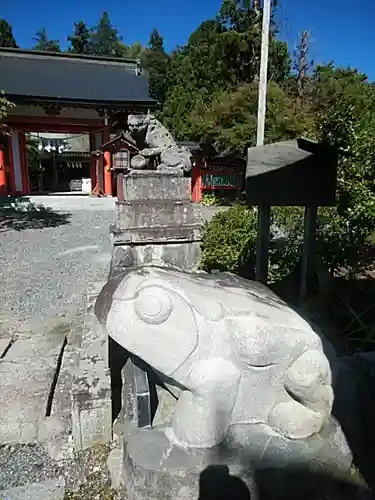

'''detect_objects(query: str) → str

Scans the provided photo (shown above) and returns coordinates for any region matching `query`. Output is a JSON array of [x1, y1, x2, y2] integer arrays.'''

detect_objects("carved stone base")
[[122, 427, 256, 500], [120, 424, 364, 500], [109, 170, 203, 279], [112, 358, 361, 500]]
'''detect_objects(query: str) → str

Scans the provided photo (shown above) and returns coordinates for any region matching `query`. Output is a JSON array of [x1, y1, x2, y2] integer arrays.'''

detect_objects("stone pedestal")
[[105, 170, 205, 485], [112, 359, 363, 500], [109, 170, 204, 278]]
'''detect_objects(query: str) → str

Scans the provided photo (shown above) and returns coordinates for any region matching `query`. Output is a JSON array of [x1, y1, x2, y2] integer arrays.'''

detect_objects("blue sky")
[[2, 0, 375, 80]]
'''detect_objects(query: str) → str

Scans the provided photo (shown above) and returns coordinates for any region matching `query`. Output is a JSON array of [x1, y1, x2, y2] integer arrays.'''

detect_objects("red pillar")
[[7, 135, 16, 195], [0, 142, 6, 197], [19, 132, 30, 195], [102, 127, 112, 197], [191, 163, 203, 203], [89, 132, 97, 190]]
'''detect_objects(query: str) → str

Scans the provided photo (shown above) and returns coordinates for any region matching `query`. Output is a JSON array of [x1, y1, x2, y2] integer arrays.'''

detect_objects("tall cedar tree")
[[90, 12, 123, 57], [142, 29, 169, 104], [33, 27, 61, 52], [0, 19, 18, 48], [68, 21, 92, 54]]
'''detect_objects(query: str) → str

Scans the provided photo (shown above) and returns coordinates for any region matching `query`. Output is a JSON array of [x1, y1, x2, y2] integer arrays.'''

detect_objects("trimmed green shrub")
[[200, 204, 375, 282], [200, 205, 257, 278]]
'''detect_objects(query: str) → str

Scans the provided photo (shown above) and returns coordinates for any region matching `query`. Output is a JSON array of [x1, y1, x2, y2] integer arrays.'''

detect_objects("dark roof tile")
[[0, 49, 155, 106]]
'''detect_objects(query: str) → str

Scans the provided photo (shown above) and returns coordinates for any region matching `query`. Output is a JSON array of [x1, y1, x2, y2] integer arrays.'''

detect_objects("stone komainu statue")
[[96, 266, 351, 471], [127, 114, 192, 172]]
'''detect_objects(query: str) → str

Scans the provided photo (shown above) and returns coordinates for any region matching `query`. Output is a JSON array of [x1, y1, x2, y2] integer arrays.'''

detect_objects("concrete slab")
[[0, 334, 66, 444], [0, 337, 12, 358]]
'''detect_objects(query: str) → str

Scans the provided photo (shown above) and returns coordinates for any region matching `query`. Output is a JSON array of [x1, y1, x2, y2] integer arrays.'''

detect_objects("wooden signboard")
[[246, 139, 338, 207], [202, 167, 243, 191], [192, 163, 244, 202], [202, 170, 242, 191]]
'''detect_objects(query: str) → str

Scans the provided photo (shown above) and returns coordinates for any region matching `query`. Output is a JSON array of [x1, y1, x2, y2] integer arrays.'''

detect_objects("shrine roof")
[[0, 48, 156, 108], [98, 130, 139, 153], [246, 138, 340, 178]]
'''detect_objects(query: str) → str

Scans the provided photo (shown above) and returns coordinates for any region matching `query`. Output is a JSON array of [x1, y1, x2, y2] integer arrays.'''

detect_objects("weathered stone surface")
[[70, 282, 112, 451], [112, 224, 203, 245], [161, 148, 192, 171], [107, 446, 125, 490], [130, 154, 147, 169], [116, 201, 200, 229], [0, 333, 66, 444], [152, 384, 179, 428], [121, 170, 192, 201], [113, 172, 203, 247], [110, 242, 201, 278], [128, 114, 192, 172], [37, 415, 72, 461], [97, 267, 351, 473], [110, 171, 203, 278], [0, 478, 65, 500], [120, 426, 361, 500]]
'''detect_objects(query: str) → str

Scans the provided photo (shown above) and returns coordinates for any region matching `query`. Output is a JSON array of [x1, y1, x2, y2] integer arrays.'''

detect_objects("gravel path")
[[0, 444, 61, 490], [0, 198, 114, 335], [0, 196, 225, 336]]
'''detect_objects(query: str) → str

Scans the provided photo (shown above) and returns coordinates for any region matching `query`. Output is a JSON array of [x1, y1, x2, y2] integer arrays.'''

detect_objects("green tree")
[[200, 62, 375, 281], [161, 0, 290, 139], [122, 42, 145, 58], [32, 27, 61, 52], [142, 29, 169, 104], [68, 21, 92, 54], [149, 28, 163, 51], [190, 81, 312, 152], [90, 12, 123, 57], [309, 65, 375, 222], [0, 19, 18, 48], [0, 90, 15, 130]]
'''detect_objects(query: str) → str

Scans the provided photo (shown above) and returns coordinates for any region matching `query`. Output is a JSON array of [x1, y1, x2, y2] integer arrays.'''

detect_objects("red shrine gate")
[[1, 117, 108, 196], [0, 48, 155, 197]]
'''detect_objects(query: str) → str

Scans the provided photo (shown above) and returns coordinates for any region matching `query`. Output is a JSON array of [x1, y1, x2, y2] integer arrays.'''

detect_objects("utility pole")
[[256, 0, 271, 148], [255, 0, 272, 283]]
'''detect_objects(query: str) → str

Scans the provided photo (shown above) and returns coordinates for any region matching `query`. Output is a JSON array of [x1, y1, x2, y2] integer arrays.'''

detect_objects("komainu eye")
[[134, 286, 173, 325]]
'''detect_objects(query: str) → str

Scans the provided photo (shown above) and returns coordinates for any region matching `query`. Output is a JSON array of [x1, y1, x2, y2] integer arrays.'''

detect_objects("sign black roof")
[[0, 48, 156, 107]]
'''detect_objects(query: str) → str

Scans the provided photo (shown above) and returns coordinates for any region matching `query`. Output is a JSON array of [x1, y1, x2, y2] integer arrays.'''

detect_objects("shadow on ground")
[[198, 463, 371, 500], [198, 465, 251, 500], [0, 196, 71, 231]]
